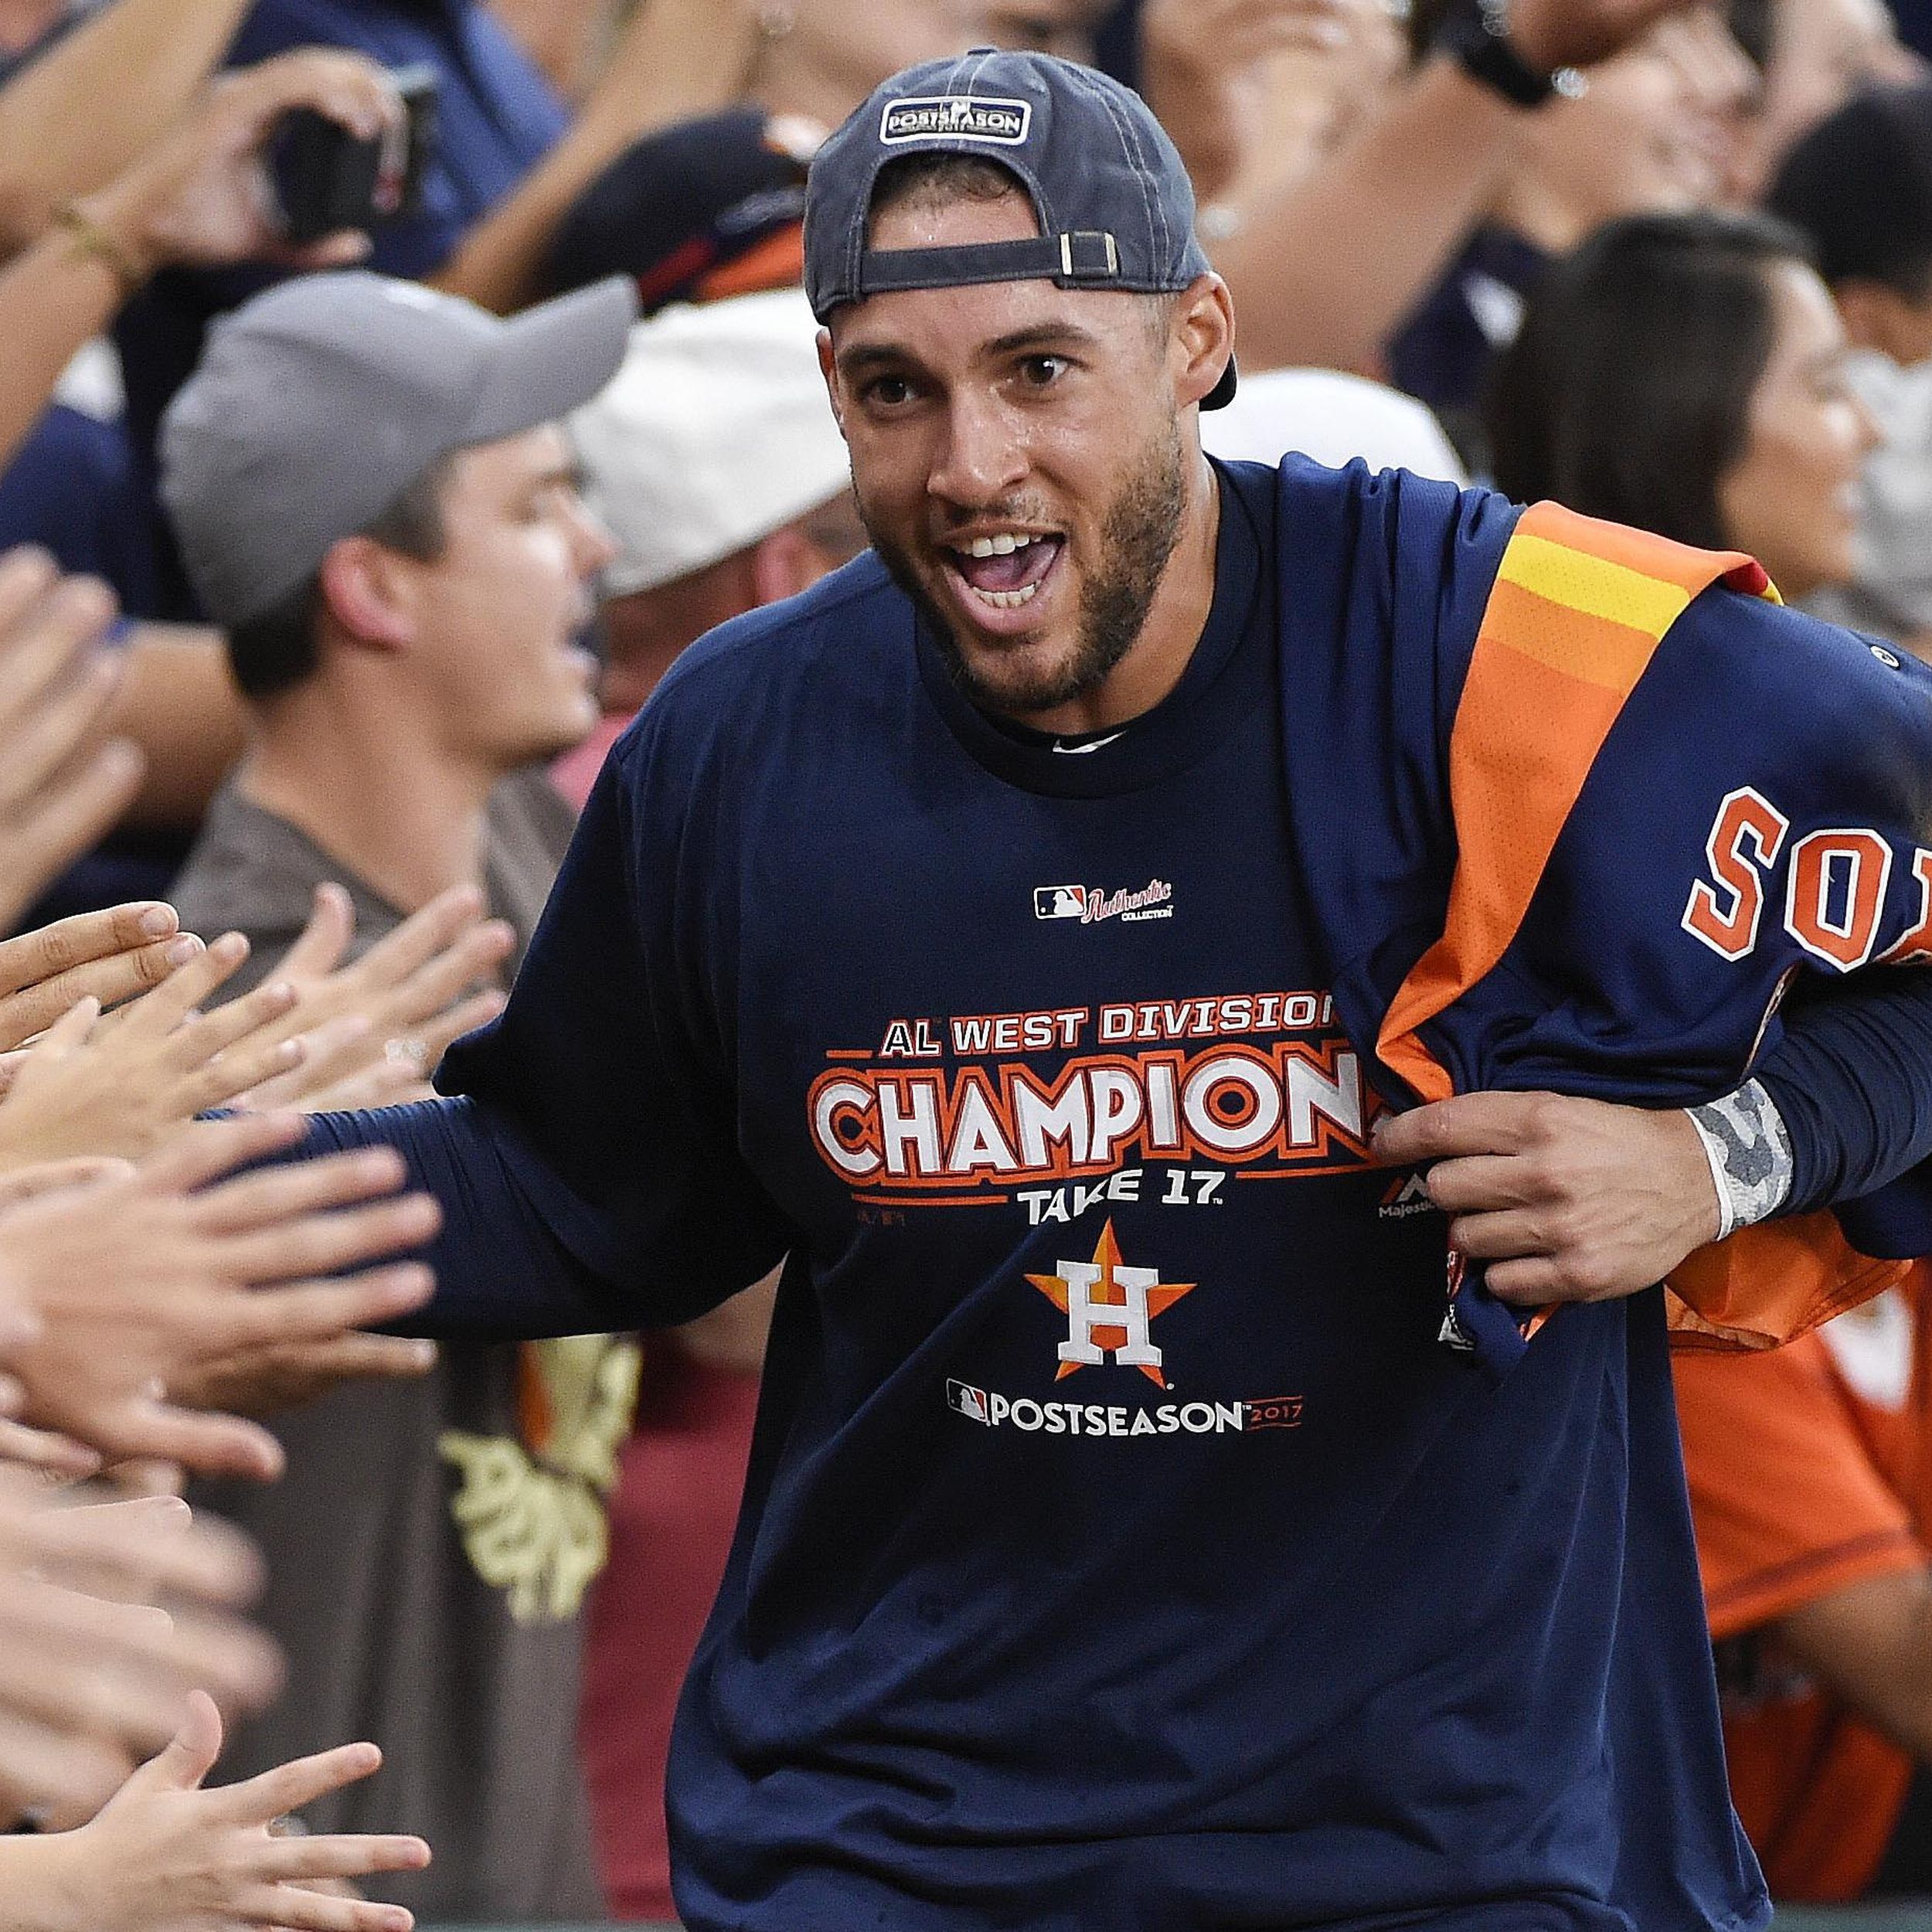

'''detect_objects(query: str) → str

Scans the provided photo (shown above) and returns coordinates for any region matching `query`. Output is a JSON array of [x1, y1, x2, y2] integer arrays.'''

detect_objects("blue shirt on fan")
[[298, 456, 1932, 1930]]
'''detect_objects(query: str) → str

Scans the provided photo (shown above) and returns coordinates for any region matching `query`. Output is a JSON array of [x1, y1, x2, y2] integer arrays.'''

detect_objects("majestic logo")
[[881, 94, 1032, 146], [1033, 879, 1173, 925], [1027, 1220, 1195, 1383], [1378, 1173, 1437, 1221]]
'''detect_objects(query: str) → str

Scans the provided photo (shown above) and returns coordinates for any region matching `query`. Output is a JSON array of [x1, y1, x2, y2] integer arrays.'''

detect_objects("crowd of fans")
[[0, 0, 1930, 1924]]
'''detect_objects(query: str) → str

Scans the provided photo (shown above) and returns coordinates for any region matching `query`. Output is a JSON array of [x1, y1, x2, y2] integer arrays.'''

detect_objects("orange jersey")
[[1675, 1264, 1932, 1898]]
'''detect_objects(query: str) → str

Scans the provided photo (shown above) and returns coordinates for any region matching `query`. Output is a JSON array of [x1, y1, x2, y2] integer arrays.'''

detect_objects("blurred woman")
[[1488, 206, 1932, 1908], [1487, 208, 1879, 601]]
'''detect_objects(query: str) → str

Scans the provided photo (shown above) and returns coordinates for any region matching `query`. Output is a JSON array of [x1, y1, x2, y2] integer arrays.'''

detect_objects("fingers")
[[260, 1333, 438, 1387], [0, 901, 179, 1002], [0, 934, 201, 1050], [259, 1832, 433, 1883], [1445, 1208, 1543, 1262], [1373, 1092, 1556, 1167], [118, 930, 253, 1043], [136, 1113, 307, 1196], [0, 1155, 131, 1209], [0, 566, 115, 742], [1420, 1154, 1539, 1216], [413, 987, 508, 1064], [0, 737, 145, 930], [218, 1262, 437, 1349], [139, 1686, 225, 1794], [89, 1396, 286, 1485], [229, 47, 405, 145], [0, 1417, 100, 1477], [385, 920, 513, 1034], [213, 1737, 383, 1827], [349, 885, 488, 995], [278, 884, 358, 984], [237, 1883, 416, 1932], [191, 1145, 409, 1236], [1484, 1257, 1567, 1307], [218, 1199, 441, 1290]]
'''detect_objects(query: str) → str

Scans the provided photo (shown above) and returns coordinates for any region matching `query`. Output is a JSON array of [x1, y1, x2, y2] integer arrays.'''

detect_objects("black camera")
[[274, 62, 440, 247]]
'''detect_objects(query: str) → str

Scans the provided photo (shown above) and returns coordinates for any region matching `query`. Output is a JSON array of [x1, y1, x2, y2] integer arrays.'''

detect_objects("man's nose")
[[570, 495, 620, 577], [927, 393, 1028, 508]]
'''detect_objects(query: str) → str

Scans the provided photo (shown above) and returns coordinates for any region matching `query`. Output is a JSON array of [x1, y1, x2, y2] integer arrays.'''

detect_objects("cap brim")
[[1202, 352, 1237, 413], [460, 277, 639, 447]]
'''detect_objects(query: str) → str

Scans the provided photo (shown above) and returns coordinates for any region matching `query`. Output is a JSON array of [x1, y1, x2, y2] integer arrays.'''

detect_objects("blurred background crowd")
[[3, 0, 1932, 1924]]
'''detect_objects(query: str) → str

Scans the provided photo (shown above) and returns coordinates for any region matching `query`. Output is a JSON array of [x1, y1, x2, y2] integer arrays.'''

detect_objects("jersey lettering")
[[1683, 787, 1789, 961], [1881, 849, 1932, 964], [1784, 828, 1892, 971]]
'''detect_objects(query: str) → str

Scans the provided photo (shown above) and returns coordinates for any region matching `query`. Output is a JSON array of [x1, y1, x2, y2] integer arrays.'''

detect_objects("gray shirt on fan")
[[174, 773, 640, 1923]]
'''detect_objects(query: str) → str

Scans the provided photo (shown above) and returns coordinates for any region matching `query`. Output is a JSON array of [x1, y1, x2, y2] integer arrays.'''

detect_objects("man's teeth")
[[964, 532, 1040, 558], [973, 582, 1040, 609]]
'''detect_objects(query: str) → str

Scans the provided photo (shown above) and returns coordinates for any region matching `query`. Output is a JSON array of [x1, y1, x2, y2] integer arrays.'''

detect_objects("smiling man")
[[276, 42, 1932, 1932]]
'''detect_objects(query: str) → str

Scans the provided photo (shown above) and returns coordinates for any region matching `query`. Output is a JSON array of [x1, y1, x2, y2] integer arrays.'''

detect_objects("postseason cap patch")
[[880, 95, 1031, 146]]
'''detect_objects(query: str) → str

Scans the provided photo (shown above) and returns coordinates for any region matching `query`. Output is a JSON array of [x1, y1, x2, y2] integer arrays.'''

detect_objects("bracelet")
[[1686, 1079, 1794, 1243], [53, 199, 149, 303], [1434, 1, 1581, 110]]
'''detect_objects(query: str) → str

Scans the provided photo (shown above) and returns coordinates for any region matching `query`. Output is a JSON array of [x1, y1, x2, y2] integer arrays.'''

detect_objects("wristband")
[[53, 199, 148, 303], [1686, 1078, 1794, 1243], [1433, 2, 1580, 110]]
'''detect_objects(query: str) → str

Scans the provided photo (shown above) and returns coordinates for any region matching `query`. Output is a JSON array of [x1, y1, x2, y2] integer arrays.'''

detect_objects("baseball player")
[[275, 48, 1932, 1932]]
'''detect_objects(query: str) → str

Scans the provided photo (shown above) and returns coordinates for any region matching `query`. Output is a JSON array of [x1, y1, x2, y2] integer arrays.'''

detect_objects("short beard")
[[866, 422, 1189, 719]]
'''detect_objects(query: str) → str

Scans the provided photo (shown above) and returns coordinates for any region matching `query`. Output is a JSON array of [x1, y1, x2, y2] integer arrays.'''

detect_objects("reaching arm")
[[427, 0, 758, 311], [1211, 0, 1706, 372], [0, 0, 253, 249], [296, 1096, 650, 1340]]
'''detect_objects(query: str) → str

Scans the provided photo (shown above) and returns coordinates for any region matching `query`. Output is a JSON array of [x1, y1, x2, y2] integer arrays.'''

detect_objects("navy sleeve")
[[298, 1094, 645, 1340], [1757, 973, 1932, 1216], [425, 709, 797, 1321]]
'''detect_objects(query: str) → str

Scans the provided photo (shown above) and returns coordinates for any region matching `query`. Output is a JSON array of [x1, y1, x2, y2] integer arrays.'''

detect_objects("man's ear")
[[752, 523, 835, 606], [818, 328, 849, 438], [1172, 274, 1236, 412], [316, 536, 416, 651]]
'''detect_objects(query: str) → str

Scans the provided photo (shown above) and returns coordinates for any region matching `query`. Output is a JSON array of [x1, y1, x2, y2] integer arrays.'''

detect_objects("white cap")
[[1200, 368, 1467, 485], [570, 287, 852, 597]]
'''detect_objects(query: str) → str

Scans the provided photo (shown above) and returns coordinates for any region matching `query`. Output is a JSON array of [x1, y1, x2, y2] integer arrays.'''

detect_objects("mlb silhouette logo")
[[947, 1380, 991, 1423], [1035, 886, 1087, 921]]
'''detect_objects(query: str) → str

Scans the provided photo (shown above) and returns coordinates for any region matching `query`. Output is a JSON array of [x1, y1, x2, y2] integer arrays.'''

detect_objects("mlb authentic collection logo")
[[881, 94, 1032, 146], [1033, 879, 1174, 925]]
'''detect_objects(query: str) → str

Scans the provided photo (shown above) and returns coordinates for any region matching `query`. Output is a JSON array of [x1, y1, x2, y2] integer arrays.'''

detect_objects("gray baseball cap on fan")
[[803, 46, 1235, 407], [160, 270, 638, 628]]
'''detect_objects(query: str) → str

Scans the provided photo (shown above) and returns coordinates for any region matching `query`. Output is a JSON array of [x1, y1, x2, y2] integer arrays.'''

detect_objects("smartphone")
[[274, 63, 440, 247]]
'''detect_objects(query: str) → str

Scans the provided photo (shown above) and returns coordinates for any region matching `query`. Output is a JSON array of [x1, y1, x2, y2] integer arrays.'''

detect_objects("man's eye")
[[865, 376, 915, 407], [1019, 355, 1066, 388]]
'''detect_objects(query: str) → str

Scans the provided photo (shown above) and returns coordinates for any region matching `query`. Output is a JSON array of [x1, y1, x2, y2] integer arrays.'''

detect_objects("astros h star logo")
[[1028, 1219, 1196, 1385]]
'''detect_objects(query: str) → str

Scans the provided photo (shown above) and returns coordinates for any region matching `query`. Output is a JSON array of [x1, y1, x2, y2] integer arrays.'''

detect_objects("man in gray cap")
[[157, 269, 638, 1923], [268, 43, 1932, 1932]]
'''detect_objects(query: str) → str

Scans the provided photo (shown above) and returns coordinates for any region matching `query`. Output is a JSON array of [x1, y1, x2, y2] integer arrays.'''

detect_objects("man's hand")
[[0, 903, 202, 1053], [15, 1691, 427, 1932], [0, 551, 145, 933], [0, 1116, 439, 1478], [77, 48, 406, 279], [1508, 0, 1700, 73], [0, 1481, 280, 1826], [0, 937, 308, 1171], [1372, 1091, 1721, 1306]]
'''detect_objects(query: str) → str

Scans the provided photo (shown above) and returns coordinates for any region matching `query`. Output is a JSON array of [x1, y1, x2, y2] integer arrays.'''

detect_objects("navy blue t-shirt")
[[359, 461, 1764, 1930]]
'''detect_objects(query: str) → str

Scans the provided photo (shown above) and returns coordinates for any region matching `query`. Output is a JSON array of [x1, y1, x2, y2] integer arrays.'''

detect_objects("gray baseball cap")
[[804, 48, 1234, 408], [161, 271, 638, 628]]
